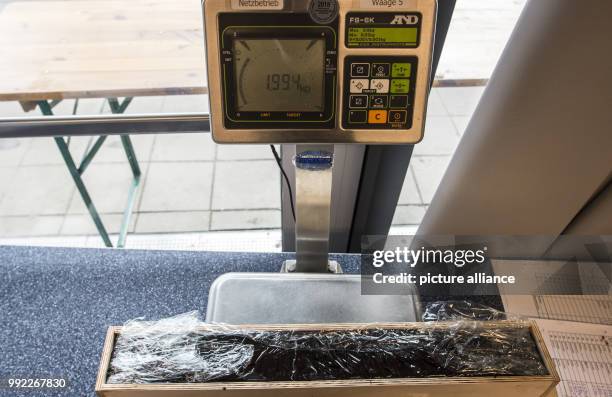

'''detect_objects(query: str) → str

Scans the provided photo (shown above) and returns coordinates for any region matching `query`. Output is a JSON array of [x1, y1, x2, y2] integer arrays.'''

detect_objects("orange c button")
[[368, 110, 387, 124]]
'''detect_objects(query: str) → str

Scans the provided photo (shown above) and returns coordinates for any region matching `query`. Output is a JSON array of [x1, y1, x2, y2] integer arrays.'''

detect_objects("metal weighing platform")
[[207, 273, 420, 324]]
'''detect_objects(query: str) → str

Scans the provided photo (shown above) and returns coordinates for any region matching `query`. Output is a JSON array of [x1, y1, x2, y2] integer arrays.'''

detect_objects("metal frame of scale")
[[203, 0, 444, 324]]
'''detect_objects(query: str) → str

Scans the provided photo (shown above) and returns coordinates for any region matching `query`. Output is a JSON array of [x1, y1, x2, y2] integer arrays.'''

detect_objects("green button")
[[390, 79, 410, 94], [392, 63, 411, 78]]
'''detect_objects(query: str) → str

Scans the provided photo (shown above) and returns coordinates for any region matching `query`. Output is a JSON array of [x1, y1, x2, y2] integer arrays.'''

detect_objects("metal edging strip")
[[0, 114, 211, 138]]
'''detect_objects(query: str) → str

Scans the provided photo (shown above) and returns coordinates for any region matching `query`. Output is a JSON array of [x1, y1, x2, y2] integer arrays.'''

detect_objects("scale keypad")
[[342, 56, 418, 130]]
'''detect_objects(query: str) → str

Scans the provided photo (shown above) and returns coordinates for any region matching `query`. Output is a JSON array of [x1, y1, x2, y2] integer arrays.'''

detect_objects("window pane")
[[391, 0, 527, 232], [0, 1, 286, 250]]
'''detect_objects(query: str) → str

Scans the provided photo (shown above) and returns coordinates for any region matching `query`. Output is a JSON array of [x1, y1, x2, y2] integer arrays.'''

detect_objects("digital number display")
[[233, 39, 325, 112], [347, 27, 418, 45]]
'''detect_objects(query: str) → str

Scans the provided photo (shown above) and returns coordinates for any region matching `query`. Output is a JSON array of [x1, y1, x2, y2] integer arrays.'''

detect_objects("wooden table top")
[[0, 0, 208, 101]]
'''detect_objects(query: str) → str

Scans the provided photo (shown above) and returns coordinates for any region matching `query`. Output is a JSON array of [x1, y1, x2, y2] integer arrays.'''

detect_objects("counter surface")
[[0, 245, 502, 396]]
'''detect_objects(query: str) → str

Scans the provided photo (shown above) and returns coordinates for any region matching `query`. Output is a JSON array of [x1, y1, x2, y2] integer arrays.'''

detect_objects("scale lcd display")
[[233, 39, 325, 112], [347, 27, 418, 46]]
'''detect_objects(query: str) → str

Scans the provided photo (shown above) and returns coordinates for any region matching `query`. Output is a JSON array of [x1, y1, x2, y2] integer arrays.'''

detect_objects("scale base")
[[280, 260, 342, 273], [205, 272, 421, 324]]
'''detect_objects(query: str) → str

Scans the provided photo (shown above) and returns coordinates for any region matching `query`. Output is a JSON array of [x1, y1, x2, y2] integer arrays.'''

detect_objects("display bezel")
[[219, 18, 337, 129]]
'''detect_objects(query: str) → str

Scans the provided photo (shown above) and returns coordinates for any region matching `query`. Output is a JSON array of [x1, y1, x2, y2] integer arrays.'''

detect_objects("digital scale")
[[203, 0, 437, 324]]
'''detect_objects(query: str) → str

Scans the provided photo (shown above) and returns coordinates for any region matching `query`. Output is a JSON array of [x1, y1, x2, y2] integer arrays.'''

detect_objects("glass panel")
[[0, 1, 286, 250], [0, 0, 208, 118]]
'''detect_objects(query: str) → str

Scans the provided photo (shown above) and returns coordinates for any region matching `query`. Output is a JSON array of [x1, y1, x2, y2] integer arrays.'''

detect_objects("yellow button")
[[368, 110, 387, 124]]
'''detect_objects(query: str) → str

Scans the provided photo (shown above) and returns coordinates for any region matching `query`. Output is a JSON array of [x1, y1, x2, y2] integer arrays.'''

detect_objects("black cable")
[[270, 145, 296, 222]]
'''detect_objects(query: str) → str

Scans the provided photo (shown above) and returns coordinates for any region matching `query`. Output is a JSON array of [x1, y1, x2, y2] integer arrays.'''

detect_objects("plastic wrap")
[[422, 300, 509, 321], [107, 308, 548, 384]]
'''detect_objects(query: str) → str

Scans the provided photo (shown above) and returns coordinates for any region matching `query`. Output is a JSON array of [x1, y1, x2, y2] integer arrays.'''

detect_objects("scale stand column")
[[206, 146, 420, 324], [282, 144, 341, 274]]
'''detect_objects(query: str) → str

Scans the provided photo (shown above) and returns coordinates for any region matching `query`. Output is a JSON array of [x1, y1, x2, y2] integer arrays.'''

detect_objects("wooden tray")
[[96, 321, 559, 397]]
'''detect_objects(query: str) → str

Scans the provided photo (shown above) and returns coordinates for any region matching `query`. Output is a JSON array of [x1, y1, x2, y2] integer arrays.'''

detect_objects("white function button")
[[350, 63, 370, 77], [370, 79, 389, 93], [350, 79, 369, 93]]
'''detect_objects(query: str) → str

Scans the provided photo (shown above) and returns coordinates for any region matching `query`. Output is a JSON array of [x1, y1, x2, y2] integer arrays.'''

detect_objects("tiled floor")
[[0, 133, 284, 239], [0, 86, 486, 240], [437, 0, 526, 80], [391, 86, 485, 227]]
